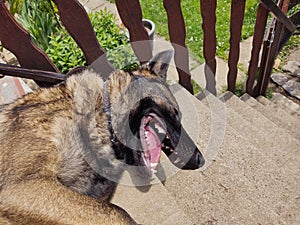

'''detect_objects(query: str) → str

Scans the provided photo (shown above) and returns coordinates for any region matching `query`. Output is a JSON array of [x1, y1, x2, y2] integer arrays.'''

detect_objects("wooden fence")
[[0, 0, 298, 96]]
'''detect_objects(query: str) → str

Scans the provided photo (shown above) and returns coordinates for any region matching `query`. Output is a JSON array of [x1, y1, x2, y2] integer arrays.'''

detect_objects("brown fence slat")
[[246, 4, 269, 95], [254, 21, 283, 97], [200, 0, 217, 95], [0, 63, 65, 84], [115, 0, 152, 64], [0, 1, 59, 86], [255, 0, 291, 96], [227, 0, 246, 93], [52, 0, 113, 78], [200, 0, 217, 76], [278, 10, 300, 54], [164, 0, 193, 94], [1, 0, 295, 96], [260, 0, 296, 32], [254, 18, 276, 97]]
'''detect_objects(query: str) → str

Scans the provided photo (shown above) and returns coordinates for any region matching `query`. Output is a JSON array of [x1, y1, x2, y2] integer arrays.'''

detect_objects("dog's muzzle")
[[139, 113, 205, 172], [165, 127, 205, 170]]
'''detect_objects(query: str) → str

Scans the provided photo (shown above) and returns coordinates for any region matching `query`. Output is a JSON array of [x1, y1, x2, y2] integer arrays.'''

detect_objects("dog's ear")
[[146, 50, 173, 80]]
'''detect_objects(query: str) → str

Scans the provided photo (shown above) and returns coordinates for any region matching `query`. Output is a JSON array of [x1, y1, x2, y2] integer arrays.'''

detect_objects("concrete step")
[[258, 94, 300, 120], [223, 91, 300, 149], [112, 86, 289, 224], [164, 87, 298, 224], [0, 76, 32, 105], [197, 90, 300, 223], [270, 93, 300, 117], [112, 170, 193, 225], [79, 0, 119, 16], [240, 93, 300, 141]]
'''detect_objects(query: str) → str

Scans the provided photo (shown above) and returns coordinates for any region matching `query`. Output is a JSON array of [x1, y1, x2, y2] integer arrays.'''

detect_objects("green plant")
[[221, 79, 245, 97], [89, 9, 128, 50], [221, 77, 274, 98], [106, 45, 139, 72], [16, 0, 59, 51], [46, 31, 86, 74], [191, 79, 202, 94], [265, 87, 273, 99], [234, 79, 245, 97], [46, 10, 138, 73], [5, 0, 24, 15], [277, 33, 300, 65]]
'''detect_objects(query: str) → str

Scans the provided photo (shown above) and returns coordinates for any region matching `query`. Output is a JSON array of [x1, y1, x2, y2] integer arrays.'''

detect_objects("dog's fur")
[[0, 51, 204, 224]]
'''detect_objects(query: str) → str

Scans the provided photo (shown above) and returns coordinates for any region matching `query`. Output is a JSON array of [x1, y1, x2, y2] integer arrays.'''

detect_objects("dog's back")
[[0, 71, 137, 224], [0, 81, 72, 188]]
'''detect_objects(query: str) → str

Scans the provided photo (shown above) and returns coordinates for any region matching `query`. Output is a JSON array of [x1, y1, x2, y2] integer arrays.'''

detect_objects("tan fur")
[[0, 50, 199, 225], [0, 70, 137, 225]]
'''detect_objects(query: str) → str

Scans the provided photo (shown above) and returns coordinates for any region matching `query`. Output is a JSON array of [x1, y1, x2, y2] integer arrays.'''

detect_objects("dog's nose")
[[181, 149, 205, 170], [196, 150, 205, 168]]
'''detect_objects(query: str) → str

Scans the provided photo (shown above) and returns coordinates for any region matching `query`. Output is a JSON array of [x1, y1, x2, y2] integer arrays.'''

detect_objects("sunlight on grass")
[[140, 0, 258, 62]]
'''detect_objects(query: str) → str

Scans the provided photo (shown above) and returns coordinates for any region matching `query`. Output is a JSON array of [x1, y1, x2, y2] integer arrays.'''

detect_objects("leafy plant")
[[191, 79, 202, 94], [16, 0, 59, 51], [46, 9, 138, 73], [89, 9, 128, 50], [8, 0, 137, 73], [221, 79, 245, 97], [265, 87, 273, 99], [46, 31, 86, 73], [106, 45, 139, 72], [5, 0, 24, 15]]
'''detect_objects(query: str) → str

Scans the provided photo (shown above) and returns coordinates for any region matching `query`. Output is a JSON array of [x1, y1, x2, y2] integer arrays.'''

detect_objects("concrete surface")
[[0, 59, 31, 105], [1, 1, 299, 224], [271, 92, 300, 117]]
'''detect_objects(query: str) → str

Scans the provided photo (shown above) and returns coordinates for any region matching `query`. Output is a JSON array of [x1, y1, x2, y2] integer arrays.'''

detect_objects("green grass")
[[140, 0, 258, 62], [277, 32, 300, 66]]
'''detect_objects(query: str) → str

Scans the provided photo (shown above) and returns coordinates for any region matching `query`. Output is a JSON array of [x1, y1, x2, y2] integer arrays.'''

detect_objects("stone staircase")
[[1, 1, 299, 223], [112, 86, 300, 225]]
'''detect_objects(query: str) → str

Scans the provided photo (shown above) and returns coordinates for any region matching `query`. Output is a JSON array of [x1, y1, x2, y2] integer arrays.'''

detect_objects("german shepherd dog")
[[0, 50, 204, 225]]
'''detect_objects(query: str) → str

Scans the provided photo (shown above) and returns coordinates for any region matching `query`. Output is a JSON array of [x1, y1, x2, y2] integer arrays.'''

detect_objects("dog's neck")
[[103, 80, 114, 144], [102, 71, 135, 142], [102, 75, 138, 165]]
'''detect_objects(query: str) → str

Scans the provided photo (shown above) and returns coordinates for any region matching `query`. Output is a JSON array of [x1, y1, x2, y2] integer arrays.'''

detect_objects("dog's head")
[[108, 50, 205, 176]]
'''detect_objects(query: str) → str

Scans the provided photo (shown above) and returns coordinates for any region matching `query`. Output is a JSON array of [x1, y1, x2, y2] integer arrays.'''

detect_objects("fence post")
[[115, 0, 152, 64], [0, 1, 59, 87], [164, 0, 193, 94], [52, 0, 114, 79], [246, 4, 269, 95], [200, 0, 217, 95], [227, 0, 246, 93]]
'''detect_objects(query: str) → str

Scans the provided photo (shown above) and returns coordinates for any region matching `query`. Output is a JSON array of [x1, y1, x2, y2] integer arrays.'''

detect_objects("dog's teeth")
[[173, 157, 181, 164], [151, 169, 157, 174], [155, 123, 166, 134], [151, 163, 158, 174], [151, 162, 158, 168]]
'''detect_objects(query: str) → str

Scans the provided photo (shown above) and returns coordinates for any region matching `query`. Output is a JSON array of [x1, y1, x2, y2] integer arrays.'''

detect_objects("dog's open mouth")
[[139, 113, 172, 175]]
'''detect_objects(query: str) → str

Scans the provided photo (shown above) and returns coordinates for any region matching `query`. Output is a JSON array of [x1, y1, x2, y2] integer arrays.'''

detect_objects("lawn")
[[140, 0, 258, 62]]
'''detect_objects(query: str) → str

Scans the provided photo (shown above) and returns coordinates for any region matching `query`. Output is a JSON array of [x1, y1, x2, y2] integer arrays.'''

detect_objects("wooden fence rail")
[[0, 0, 298, 97]]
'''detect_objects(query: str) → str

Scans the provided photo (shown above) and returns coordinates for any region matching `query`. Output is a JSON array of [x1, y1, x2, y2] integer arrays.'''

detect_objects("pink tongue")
[[145, 126, 161, 163]]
